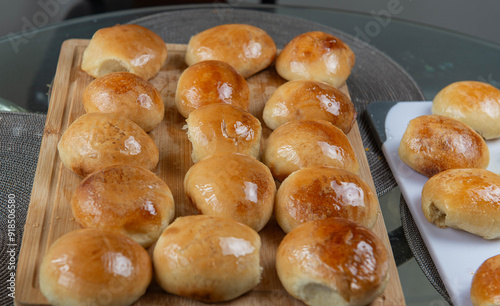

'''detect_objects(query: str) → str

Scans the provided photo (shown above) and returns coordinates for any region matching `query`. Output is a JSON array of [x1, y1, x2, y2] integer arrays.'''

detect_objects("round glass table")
[[2, 4, 499, 305]]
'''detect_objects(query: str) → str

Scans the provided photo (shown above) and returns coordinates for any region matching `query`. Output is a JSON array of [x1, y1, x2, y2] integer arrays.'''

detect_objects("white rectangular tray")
[[381, 101, 500, 305]]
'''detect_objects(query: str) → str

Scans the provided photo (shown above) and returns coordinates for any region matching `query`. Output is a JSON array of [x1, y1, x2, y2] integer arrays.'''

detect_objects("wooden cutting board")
[[15, 40, 405, 305]]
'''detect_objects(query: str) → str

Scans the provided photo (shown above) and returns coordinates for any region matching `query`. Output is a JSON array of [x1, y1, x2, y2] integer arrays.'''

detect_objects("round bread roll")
[[276, 217, 389, 306], [471, 254, 500, 306], [57, 112, 159, 177], [83, 72, 164, 132], [184, 152, 275, 232], [422, 168, 500, 239], [432, 81, 500, 140], [71, 164, 175, 247], [275, 31, 355, 88], [186, 104, 262, 163], [398, 114, 489, 178], [81, 24, 167, 80], [263, 80, 356, 133], [175, 60, 250, 118], [262, 120, 359, 181], [276, 167, 378, 233], [185, 24, 277, 78], [39, 228, 152, 306], [153, 215, 262, 302]]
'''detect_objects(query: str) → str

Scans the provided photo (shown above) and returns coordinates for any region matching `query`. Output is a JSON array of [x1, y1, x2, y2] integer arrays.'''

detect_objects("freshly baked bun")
[[71, 164, 175, 247], [185, 24, 277, 78], [153, 215, 262, 302], [275, 167, 378, 233], [39, 228, 152, 306], [471, 254, 500, 306], [275, 31, 355, 88], [186, 104, 262, 163], [184, 152, 275, 232], [81, 24, 167, 80], [432, 81, 500, 139], [263, 80, 356, 133], [58, 113, 159, 177], [175, 60, 250, 118], [398, 114, 489, 178], [276, 217, 389, 306], [422, 168, 500, 239], [83, 72, 164, 132], [262, 120, 359, 181]]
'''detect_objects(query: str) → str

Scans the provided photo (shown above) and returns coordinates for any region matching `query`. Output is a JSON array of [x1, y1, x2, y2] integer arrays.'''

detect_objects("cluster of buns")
[[397, 81, 500, 304], [42, 22, 391, 306], [42, 24, 174, 305]]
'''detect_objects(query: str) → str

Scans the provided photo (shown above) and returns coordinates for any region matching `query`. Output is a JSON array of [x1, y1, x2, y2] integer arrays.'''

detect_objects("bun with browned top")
[[39, 228, 152, 306], [275, 31, 355, 88], [153, 215, 262, 303], [81, 24, 167, 80], [471, 254, 500, 306], [432, 81, 500, 139], [71, 164, 175, 247], [276, 217, 389, 306], [399, 114, 489, 178], [275, 167, 378, 233], [185, 24, 276, 78], [421, 168, 500, 239], [83, 72, 164, 132]]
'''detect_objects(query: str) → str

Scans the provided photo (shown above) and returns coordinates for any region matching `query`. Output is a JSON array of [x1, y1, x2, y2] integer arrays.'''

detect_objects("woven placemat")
[[130, 8, 425, 197], [0, 112, 46, 305]]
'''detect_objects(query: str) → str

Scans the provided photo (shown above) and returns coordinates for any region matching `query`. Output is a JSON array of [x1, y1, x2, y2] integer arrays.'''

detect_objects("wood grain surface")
[[15, 40, 405, 305]]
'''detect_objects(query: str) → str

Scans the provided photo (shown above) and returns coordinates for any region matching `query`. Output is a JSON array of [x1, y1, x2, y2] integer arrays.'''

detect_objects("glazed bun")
[[39, 228, 152, 306], [422, 168, 500, 239], [275, 31, 355, 88], [276, 218, 389, 306], [82, 72, 164, 132], [175, 60, 250, 118], [275, 167, 378, 233], [57, 113, 159, 177], [471, 254, 500, 306], [71, 164, 175, 247], [153, 215, 262, 302], [432, 81, 500, 139], [398, 114, 489, 178], [81, 24, 167, 80], [186, 104, 262, 163], [184, 152, 275, 232], [263, 80, 356, 133], [185, 24, 276, 78], [262, 120, 359, 181]]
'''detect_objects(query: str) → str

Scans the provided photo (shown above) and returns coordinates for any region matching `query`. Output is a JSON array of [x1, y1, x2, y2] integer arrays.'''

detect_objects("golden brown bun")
[[276, 217, 389, 306], [263, 80, 356, 133], [81, 24, 167, 80], [39, 228, 152, 306], [71, 164, 175, 247], [398, 114, 489, 178], [82, 72, 164, 132], [186, 104, 262, 163], [185, 24, 276, 78], [421, 168, 500, 239], [276, 167, 378, 233], [153, 215, 262, 302], [184, 152, 275, 232], [275, 31, 355, 88], [175, 60, 250, 118], [262, 120, 359, 181], [432, 81, 500, 139], [57, 113, 159, 177], [471, 254, 500, 306]]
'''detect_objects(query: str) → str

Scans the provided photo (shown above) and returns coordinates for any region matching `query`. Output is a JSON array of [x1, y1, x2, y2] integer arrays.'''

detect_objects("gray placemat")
[[0, 111, 46, 305], [129, 8, 426, 197]]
